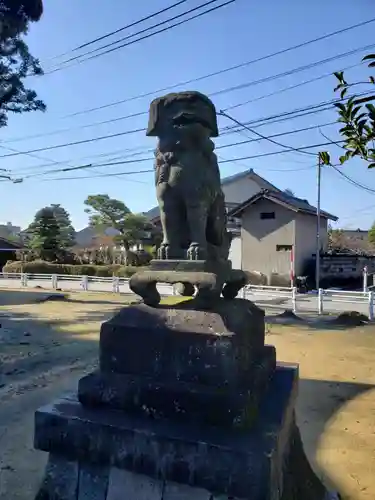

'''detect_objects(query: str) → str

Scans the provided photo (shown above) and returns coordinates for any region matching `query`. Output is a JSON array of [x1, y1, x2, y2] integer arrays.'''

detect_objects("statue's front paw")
[[157, 244, 170, 260], [187, 243, 206, 260]]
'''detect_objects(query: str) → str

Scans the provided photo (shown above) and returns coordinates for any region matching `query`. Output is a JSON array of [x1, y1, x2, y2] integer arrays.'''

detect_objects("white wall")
[[241, 199, 295, 277], [294, 214, 328, 274], [229, 236, 242, 270]]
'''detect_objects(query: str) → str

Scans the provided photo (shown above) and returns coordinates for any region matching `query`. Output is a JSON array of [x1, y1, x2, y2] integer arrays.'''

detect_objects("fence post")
[[21, 273, 28, 288], [81, 275, 88, 291], [51, 274, 58, 290], [291, 287, 297, 313], [363, 266, 368, 292], [368, 291, 374, 321], [112, 276, 120, 293], [318, 288, 324, 315]]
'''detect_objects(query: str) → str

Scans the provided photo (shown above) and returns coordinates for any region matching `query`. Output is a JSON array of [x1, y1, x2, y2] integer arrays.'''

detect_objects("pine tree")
[[0, 0, 45, 128], [50, 204, 76, 249], [27, 207, 60, 261]]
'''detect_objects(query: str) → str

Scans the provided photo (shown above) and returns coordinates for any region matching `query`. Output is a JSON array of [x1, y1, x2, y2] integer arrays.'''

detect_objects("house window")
[[276, 244, 292, 252], [260, 212, 275, 220]]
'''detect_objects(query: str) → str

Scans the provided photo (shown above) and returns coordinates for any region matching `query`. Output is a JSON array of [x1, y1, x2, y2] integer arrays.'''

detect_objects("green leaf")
[[370, 76, 375, 84], [340, 87, 348, 99], [368, 163, 375, 169], [356, 121, 367, 136], [363, 54, 375, 61], [354, 95, 375, 105], [335, 102, 347, 112], [319, 151, 331, 165], [351, 105, 362, 118], [355, 112, 367, 122], [339, 151, 352, 164], [334, 71, 344, 80]]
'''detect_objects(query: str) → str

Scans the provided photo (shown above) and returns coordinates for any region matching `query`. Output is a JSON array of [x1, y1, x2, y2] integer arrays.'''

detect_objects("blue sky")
[[1, 0, 375, 230]]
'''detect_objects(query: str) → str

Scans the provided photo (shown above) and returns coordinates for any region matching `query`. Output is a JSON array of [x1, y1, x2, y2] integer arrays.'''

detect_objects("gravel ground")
[[0, 290, 374, 500]]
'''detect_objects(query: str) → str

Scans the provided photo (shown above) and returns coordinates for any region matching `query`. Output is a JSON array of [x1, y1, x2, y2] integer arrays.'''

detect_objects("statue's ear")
[[146, 97, 165, 137]]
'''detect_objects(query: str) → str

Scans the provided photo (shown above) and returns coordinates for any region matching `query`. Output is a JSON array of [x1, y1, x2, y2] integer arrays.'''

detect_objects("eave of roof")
[[228, 190, 338, 221]]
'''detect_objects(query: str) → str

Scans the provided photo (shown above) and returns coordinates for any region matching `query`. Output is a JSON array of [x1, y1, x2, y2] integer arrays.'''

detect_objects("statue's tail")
[[206, 192, 228, 247]]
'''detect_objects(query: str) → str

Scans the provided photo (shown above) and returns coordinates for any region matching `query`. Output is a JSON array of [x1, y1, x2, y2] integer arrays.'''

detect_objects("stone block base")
[[34, 364, 338, 499], [35, 456, 239, 499], [78, 345, 276, 427]]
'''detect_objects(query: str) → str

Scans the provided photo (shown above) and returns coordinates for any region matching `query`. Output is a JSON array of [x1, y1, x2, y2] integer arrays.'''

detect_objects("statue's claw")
[[187, 243, 207, 261], [157, 244, 170, 260]]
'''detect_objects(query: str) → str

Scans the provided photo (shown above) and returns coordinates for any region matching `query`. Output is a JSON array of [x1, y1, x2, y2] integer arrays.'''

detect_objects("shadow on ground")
[[266, 309, 372, 331], [0, 294, 374, 499]]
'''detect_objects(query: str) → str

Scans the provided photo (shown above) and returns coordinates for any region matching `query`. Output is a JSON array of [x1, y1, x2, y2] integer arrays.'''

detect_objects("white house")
[[228, 189, 338, 280]]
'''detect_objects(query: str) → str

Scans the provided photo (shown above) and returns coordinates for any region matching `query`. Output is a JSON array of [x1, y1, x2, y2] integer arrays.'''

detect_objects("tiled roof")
[[228, 189, 338, 221], [221, 168, 281, 192]]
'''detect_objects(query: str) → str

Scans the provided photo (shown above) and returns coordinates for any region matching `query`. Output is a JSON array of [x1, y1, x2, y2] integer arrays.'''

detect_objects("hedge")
[[2, 260, 148, 277]]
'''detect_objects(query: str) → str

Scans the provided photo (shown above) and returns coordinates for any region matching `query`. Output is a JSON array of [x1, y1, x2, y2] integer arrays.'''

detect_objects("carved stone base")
[[34, 366, 338, 499], [129, 259, 247, 307]]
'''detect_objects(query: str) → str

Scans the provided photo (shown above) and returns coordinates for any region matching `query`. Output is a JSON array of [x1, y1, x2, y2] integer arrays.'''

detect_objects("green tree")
[[50, 204, 76, 249], [368, 222, 375, 246], [320, 54, 375, 169], [84, 195, 152, 261], [26, 207, 60, 261], [0, 0, 45, 128]]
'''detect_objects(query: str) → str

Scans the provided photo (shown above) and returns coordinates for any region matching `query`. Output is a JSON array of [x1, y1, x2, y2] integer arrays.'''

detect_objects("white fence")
[[318, 288, 374, 320], [0, 273, 374, 318]]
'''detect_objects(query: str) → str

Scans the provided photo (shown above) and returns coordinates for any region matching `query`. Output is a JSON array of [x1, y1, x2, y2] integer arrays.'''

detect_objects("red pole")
[[290, 245, 295, 287]]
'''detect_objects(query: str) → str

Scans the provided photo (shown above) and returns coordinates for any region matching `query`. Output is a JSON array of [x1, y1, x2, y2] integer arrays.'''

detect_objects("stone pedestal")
[[34, 299, 336, 499], [129, 259, 248, 306]]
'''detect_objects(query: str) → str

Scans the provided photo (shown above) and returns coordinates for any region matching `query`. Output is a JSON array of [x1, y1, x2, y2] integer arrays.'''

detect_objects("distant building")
[[0, 236, 23, 268], [229, 189, 338, 279], [340, 228, 368, 241], [0, 222, 21, 240]]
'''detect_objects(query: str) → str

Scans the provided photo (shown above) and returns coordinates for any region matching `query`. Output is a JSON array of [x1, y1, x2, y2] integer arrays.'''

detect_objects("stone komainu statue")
[[147, 91, 232, 261]]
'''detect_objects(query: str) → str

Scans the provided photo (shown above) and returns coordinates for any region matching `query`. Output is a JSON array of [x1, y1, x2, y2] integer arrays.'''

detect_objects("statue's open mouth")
[[172, 112, 211, 129]]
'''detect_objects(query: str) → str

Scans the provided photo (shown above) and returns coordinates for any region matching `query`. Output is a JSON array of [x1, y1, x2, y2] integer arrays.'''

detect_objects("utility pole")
[[316, 154, 322, 291]]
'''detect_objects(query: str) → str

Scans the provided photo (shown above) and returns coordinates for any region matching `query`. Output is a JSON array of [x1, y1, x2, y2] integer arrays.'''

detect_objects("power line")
[[45, 0, 236, 75], [0, 127, 146, 158], [43, 169, 155, 182], [0, 89, 357, 161], [63, 16, 375, 118], [55, 0, 224, 67], [2, 87, 370, 162], [223, 61, 363, 111], [215, 43, 375, 103], [47, 0, 190, 60], [329, 164, 375, 195], [18, 120, 338, 178], [219, 110, 317, 156], [43, 164, 317, 182], [2, 73, 370, 149], [20, 140, 346, 183], [339, 203, 375, 221], [220, 90, 371, 133]]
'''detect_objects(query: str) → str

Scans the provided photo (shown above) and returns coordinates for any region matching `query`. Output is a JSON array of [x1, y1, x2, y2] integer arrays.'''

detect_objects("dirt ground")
[[0, 290, 374, 500]]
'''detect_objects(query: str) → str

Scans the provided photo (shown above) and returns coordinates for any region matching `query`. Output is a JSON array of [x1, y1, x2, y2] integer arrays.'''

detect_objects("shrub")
[[2, 260, 148, 277]]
